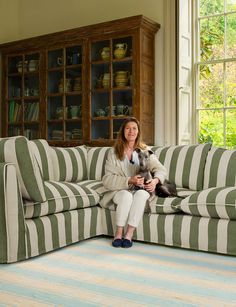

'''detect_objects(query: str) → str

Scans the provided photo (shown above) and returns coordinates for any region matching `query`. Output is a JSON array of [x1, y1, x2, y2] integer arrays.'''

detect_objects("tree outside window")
[[196, 0, 236, 148]]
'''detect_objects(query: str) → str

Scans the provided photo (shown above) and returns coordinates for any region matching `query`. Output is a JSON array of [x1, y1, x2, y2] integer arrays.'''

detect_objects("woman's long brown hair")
[[114, 117, 147, 160]]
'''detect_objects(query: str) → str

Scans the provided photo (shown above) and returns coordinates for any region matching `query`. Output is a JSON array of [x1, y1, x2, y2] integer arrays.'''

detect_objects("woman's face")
[[124, 121, 139, 143]]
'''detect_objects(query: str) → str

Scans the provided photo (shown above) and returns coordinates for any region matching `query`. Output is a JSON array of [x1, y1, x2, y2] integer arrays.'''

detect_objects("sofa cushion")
[[87, 147, 111, 180], [50, 146, 87, 182], [149, 188, 197, 214], [29, 139, 54, 180], [179, 187, 236, 220], [0, 136, 46, 202], [151, 143, 211, 191], [203, 147, 236, 189], [24, 180, 100, 218], [78, 179, 109, 197]]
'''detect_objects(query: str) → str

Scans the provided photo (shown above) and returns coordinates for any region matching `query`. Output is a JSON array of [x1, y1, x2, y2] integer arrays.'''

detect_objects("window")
[[195, 0, 236, 148]]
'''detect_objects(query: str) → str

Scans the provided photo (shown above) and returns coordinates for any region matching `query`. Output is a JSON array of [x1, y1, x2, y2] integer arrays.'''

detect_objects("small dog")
[[135, 148, 153, 185], [135, 148, 184, 198]]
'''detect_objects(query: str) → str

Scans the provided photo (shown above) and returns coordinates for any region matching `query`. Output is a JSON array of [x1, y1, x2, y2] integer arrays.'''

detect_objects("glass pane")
[[48, 71, 63, 94], [226, 13, 236, 58], [48, 123, 63, 140], [198, 109, 224, 147], [91, 120, 109, 139], [113, 89, 132, 116], [227, 0, 236, 12], [66, 95, 82, 119], [66, 122, 82, 140], [8, 100, 22, 123], [47, 96, 63, 120], [200, 16, 224, 61], [199, 0, 224, 16], [24, 101, 39, 121], [48, 49, 63, 69], [226, 62, 236, 106], [91, 40, 110, 62], [8, 125, 21, 137], [91, 92, 109, 117], [199, 63, 223, 108], [24, 124, 39, 140], [8, 56, 22, 74], [226, 109, 236, 148]]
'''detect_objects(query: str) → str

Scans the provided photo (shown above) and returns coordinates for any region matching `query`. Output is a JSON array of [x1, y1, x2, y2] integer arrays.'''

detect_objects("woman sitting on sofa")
[[101, 117, 167, 248]]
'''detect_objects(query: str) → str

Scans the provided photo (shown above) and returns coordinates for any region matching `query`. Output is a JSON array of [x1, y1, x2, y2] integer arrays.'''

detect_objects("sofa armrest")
[[0, 163, 27, 263]]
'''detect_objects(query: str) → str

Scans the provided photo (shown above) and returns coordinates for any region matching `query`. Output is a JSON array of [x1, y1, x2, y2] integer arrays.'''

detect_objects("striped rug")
[[1, 237, 236, 306]]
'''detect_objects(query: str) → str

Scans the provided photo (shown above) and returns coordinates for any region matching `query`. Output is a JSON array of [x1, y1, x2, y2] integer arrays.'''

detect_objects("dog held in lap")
[[135, 148, 179, 198]]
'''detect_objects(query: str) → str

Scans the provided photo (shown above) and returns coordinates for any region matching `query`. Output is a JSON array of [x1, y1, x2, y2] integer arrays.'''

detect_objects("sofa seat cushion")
[[179, 187, 236, 220], [77, 179, 109, 196], [151, 143, 211, 191], [104, 188, 196, 214], [149, 188, 197, 214], [24, 180, 100, 218]]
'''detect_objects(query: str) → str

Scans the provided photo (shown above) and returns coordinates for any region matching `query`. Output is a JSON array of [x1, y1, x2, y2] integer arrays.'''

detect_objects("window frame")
[[193, 0, 236, 148]]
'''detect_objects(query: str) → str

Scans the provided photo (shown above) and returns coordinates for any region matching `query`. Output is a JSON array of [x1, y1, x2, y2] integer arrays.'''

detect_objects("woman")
[[101, 117, 167, 248]]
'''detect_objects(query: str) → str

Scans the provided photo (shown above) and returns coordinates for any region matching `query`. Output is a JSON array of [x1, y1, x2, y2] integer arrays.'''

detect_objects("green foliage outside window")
[[198, 0, 236, 148]]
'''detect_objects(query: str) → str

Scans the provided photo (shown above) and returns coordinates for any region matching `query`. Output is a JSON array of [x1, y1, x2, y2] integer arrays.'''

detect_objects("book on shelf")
[[24, 102, 39, 121]]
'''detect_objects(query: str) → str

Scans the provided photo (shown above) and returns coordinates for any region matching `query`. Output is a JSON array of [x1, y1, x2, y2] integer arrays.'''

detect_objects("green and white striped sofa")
[[0, 136, 235, 263]]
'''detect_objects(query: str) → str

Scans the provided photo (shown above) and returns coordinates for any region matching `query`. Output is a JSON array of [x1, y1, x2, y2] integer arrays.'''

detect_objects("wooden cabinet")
[[0, 15, 160, 146]]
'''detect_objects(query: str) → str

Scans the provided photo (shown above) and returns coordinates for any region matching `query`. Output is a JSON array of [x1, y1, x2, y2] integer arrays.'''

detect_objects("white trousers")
[[113, 189, 150, 228]]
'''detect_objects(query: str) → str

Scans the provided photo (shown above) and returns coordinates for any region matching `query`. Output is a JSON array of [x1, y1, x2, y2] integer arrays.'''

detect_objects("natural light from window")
[[196, 0, 236, 148]]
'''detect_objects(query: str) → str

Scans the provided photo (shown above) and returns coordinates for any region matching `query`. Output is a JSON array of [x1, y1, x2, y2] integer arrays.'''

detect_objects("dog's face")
[[135, 148, 153, 169]]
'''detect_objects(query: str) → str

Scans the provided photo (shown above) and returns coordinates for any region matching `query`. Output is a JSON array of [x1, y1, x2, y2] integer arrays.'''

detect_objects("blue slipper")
[[112, 238, 123, 248], [122, 239, 133, 248]]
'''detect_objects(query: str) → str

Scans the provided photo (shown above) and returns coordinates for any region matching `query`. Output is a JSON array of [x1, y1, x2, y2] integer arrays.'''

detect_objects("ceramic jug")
[[114, 71, 130, 87], [102, 73, 110, 88], [28, 59, 39, 72], [100, 47, 110, 61], [114, 43, 128, 59]]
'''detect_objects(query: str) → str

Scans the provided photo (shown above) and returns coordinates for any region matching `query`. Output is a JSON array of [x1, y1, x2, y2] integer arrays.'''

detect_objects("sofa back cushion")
[[50, 145, 87, 182], [29, 139, 54, 180], [0, 136, 46, 202], [151, 143, 211, 190], [87, 147, 111, 180], [203, 147, 236, 189]]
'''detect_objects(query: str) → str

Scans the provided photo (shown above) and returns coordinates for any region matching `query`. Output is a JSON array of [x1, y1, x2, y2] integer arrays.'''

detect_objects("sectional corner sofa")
[[0, 136, 236, 263]]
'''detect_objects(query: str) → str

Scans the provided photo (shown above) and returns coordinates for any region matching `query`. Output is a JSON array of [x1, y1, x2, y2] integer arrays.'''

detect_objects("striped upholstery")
[[0, 136, 46, 202], [78, 179, 109, 196], [50, 146, 87, 182], [29, 139, 54, 180], [0, 163, 27, 263], [149, 188, 197, 214], [87, 147, 111, 180], [151, 144, 211, 190], [24, 180, 100, 218], [179, 187, 236, 220], [25, 207, 103, 259], [203, 147, 236, 189], [103, 209, 236, 255]]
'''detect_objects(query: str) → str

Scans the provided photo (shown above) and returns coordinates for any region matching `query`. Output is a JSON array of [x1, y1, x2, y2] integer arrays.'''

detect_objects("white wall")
[[0, 0, 174, 145]]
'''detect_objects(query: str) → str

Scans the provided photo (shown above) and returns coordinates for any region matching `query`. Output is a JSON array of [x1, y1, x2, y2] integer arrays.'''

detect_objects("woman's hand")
[[129, 175, 145, 187], [144, 177, 160, 193]]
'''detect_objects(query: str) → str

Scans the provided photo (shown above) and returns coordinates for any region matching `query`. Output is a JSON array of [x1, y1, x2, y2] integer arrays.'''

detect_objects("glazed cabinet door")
[[89, 35, 134, 144], [6, 52, 41, 139], [46, 44, 83, 144]]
